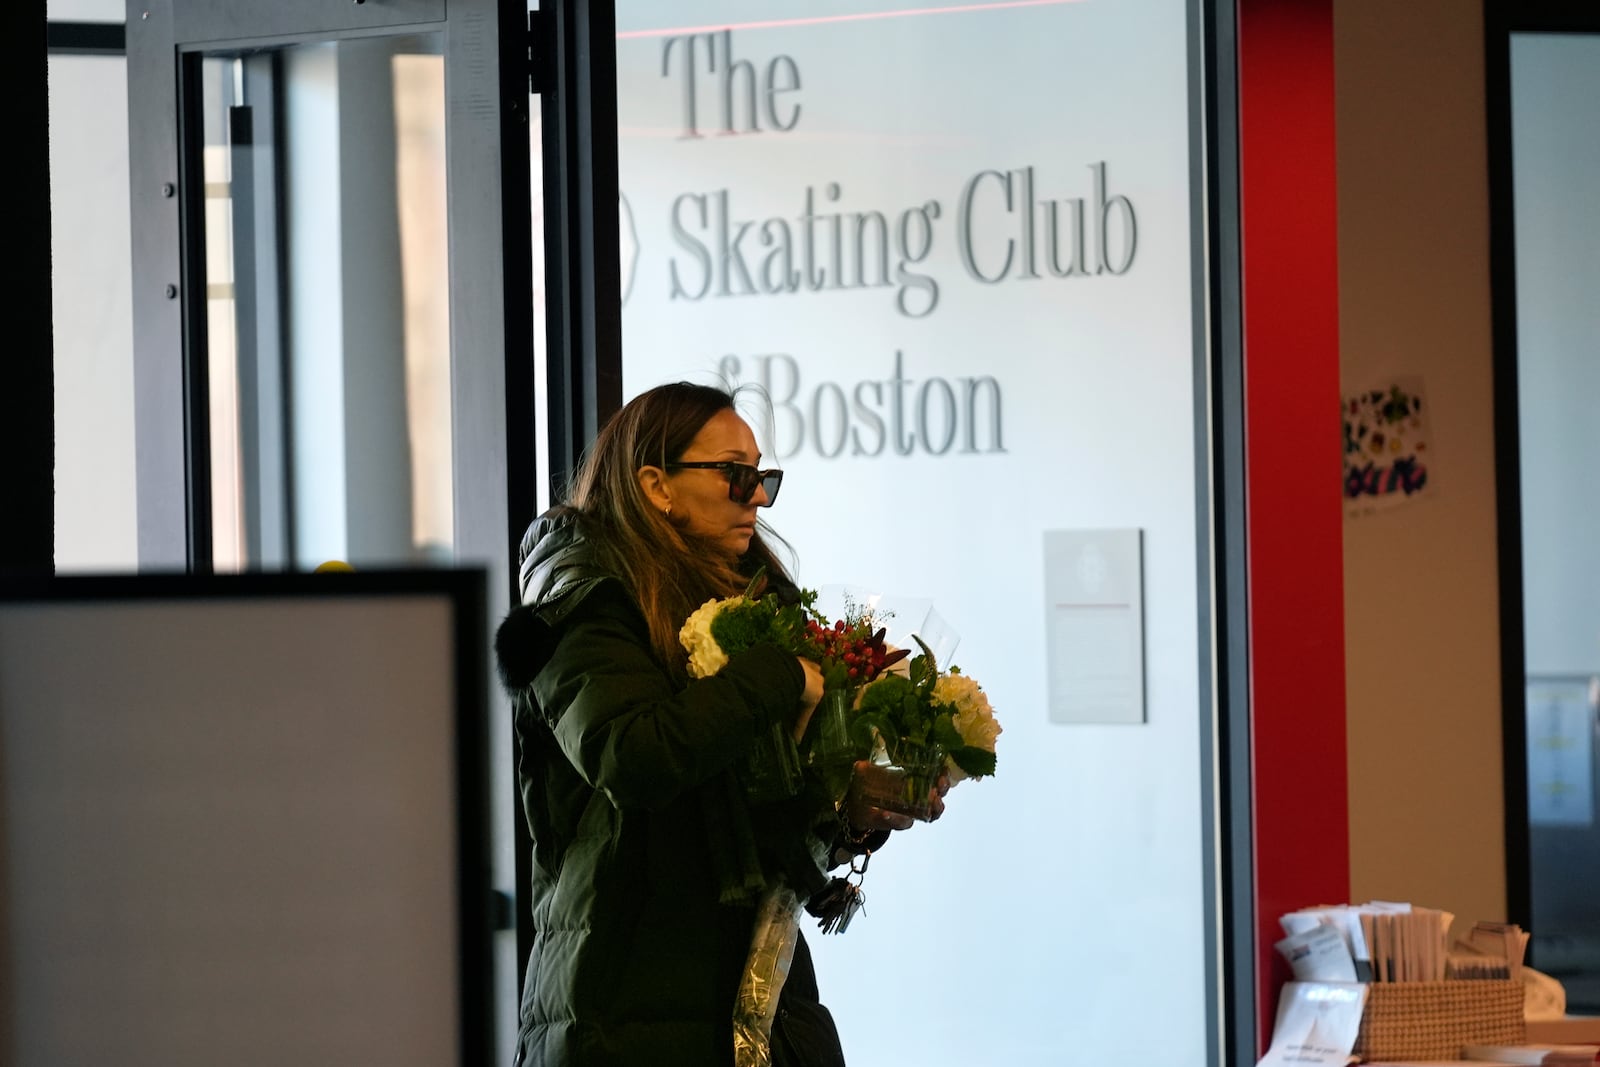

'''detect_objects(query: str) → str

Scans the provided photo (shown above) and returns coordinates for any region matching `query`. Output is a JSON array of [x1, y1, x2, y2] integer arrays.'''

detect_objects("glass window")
[[615, 2, 1214, 1061], [1510, 30, 1600, 1015], [49, 53, 137, 573], [47, 0, 124, 22], [194, 36, 452, 572]]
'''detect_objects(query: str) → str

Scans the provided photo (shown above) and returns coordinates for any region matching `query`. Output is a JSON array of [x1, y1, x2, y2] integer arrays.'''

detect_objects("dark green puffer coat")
[[497, 509, 848, 1067]]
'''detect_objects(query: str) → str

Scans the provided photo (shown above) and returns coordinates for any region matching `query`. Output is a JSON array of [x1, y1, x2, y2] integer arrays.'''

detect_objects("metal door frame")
[[128, 2, 625, 1060]]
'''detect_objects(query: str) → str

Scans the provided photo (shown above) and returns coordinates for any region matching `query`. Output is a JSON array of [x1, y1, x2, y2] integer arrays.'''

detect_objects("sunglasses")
[[664, 461, 784, 506]]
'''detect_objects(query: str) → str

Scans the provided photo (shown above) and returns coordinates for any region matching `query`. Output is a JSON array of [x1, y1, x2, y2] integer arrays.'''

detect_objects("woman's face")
[[665, 408, 771, 556]]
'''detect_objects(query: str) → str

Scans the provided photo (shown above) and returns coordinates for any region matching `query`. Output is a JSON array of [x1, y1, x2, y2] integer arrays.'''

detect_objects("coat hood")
[[517, 506, 601, 608], [496, 507, 611, 692]]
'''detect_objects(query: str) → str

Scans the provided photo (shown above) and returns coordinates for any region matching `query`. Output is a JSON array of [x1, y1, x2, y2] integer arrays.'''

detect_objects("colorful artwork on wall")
[[1343, 377, 1432, 517]]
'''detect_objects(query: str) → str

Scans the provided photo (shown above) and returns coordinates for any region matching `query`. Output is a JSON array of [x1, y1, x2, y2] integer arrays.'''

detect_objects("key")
[[833, 886, 865, 934]]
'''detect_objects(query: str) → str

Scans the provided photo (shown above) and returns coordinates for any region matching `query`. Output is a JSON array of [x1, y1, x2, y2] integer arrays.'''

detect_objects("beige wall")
[[1336, 0, 1507, 930]]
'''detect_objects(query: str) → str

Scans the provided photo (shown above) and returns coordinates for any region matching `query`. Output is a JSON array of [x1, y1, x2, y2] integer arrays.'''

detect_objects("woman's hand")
[[850, 802, 914, 832], [928, 768, 953, 822], [846, 761, 953, 830], [792, 657, 825, 742]]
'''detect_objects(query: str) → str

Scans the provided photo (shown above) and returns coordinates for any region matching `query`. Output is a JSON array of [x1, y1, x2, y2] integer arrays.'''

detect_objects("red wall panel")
[[1237, 0, 1350, 1051]]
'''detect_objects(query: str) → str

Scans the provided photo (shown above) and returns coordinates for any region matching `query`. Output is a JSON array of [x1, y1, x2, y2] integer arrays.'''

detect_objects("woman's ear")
[[636, 466, 673, 516]]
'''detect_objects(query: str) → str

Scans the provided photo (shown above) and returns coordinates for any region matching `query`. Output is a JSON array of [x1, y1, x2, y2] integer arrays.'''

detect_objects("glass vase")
[[740, 720, 803, 804], [844, 738, 945, 823], [804, 687, 860, 806]]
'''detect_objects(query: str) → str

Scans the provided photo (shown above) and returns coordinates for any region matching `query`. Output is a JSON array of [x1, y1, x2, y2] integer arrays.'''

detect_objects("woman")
[[495, 382, 914, 1066]]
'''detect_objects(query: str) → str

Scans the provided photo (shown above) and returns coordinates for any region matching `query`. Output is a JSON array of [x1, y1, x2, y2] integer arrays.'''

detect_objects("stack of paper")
[[1359, 903, 1455, 982], [1255, 982, 1369, 1067], [1279, 904, 1374, 981], [1450, 922, 1531, 981], [1277, 901, 1457, 983]]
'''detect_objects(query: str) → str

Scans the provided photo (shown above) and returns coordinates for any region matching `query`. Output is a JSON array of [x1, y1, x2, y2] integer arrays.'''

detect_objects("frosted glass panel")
[[47, 0, 124, 21], [1511, 30, 1600, 1014], [49, 54, 137, 572], [614, 3, 1211, 1063]]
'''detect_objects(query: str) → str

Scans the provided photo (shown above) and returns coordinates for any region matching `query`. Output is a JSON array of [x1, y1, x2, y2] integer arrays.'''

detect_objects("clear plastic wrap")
[[732, 884, 804, 1067]]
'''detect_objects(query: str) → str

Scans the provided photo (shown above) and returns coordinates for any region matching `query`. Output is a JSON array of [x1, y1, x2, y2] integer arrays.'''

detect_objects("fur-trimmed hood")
[[494, 507, 611, 692]]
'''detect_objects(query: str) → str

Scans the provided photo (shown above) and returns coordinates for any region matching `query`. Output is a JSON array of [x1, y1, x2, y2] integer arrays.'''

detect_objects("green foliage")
[[707, 595, 812, 660], [853, 673, 925, 750], [948, 745, 996, 778], [689, 579, 997, 785], [845, 633, 998, 781], [709, 599, 778, 657], [852, 649, 944, 753], [931, 715, 964, 750]]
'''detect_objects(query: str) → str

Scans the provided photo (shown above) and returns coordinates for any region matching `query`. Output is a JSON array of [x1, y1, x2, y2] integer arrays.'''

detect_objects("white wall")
[[1336, 0, 1507, 931]]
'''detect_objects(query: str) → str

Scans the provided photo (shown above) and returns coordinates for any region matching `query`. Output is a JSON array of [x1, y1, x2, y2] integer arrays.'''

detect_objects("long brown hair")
[[564, 382, 794, 672]]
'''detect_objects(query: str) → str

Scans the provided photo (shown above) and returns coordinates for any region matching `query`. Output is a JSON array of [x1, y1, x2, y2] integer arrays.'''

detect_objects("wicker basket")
[[1353, 980, 1525, 1062]]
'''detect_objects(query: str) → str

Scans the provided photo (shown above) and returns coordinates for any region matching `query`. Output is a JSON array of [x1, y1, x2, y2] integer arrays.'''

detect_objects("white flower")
[[679, 596, 740, 678], [933, 672, 1002, 783]]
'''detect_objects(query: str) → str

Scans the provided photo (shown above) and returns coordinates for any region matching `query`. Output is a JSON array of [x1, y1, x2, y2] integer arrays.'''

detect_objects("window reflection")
[[613, 3, 1214, 1062], [1511, 30, 1600, 1015], [197, 36, 451, 572]]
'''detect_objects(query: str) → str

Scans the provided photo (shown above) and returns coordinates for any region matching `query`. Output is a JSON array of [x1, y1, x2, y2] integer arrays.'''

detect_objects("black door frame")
[[8, 0, 53, 579], [1202, 1, 1253, 1060], [515, 0, 625, 985], [1484, 0, 1600, 940]]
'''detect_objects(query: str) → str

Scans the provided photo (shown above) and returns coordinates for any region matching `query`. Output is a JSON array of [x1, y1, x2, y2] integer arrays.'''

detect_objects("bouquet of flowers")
[[844, 636, 1002, 822], [679, 583, 897, 1067], [679, 584, 813, 681], [798, 611, 908, 689], [789, 607, 909, 803], [679, 578, 910, 804], [679, 579, 815, 802], [679, 582, 997, 1067]]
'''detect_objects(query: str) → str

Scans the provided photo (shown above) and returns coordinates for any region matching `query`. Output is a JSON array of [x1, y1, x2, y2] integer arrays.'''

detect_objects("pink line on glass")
[[616, 0, 1088, 41]]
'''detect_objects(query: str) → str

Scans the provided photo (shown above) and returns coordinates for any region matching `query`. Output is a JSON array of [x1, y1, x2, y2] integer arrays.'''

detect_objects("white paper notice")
[[1256, 982, 1369, 1067], [1043, 528, 1146, 724], [1275, 924, 1359, 982]]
